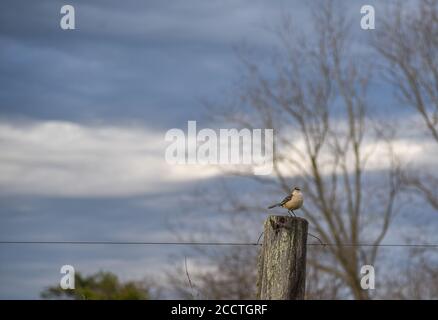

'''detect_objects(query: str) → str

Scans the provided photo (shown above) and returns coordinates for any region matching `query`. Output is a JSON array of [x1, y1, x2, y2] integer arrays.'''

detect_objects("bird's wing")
[[279, 194, 292, 206]]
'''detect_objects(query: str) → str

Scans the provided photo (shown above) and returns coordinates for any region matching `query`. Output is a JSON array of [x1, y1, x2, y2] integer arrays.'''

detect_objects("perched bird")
[[268, 187, 303, 217]]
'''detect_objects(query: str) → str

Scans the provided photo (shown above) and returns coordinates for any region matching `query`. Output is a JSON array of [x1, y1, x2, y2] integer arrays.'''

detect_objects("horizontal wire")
[[1, 241, 438, 248], [0, 241, 258, 246]]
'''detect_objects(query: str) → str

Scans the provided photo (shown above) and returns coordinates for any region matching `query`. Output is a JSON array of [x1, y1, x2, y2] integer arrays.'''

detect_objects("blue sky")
[[1, 0, 437, 299]]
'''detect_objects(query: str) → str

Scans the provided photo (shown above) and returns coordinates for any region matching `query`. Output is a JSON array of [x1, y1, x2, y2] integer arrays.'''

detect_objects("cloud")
[[0, 0, 310, 127], [0, 120, 220, 197], [272, 113, 438, 178], [1, 115, 437, 197]]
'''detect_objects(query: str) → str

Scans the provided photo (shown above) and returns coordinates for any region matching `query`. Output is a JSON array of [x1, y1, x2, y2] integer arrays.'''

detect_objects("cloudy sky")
[[1, 0, 437, 299]]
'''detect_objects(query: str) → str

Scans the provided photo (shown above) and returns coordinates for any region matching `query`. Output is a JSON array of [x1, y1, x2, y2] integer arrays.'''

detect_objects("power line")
[[1, 240, 438, 248], [0, 241, 258, 246], [308, 243, 438, 248]]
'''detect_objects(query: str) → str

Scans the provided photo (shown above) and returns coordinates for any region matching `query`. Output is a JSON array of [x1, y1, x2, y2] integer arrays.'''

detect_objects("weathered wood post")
[[257, 215, 308, 300]]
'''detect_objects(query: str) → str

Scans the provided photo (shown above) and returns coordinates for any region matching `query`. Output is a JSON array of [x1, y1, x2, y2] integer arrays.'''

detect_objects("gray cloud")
[[3, 0, 391, 127]]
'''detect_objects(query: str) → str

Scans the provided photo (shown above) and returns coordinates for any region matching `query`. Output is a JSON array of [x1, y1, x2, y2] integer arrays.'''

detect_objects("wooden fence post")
[[257, 215, 308, 300]]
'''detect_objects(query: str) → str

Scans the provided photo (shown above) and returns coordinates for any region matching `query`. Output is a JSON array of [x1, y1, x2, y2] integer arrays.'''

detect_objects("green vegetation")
[[41, 271, 150, 300]]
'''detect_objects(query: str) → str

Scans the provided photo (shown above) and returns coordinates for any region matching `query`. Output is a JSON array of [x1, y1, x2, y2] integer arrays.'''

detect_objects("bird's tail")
[[267, 203, 280, 209]]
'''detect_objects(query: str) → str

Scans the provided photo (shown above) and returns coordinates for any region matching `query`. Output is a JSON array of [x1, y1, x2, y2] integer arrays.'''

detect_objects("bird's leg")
[[291, 210, 296, 217], [287, 210, 292, 217]]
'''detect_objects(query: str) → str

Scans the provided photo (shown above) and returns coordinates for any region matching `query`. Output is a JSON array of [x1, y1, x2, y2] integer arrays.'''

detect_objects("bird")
[[268, 187, 303, 217]]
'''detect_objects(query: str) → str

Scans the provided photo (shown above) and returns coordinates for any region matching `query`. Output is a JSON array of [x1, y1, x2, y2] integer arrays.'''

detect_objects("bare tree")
[[373, 0, 438, 211], [165, 193, 261, 300], [166, 220, 347, 299], [305, 247, 346, 299], [168, 1, 402, 300], [167, 246, 258, 300], [380, 247, 438, 300], [216, 1, 401, 299]]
